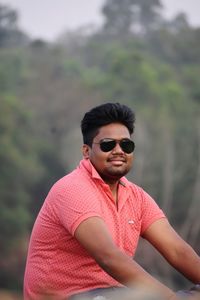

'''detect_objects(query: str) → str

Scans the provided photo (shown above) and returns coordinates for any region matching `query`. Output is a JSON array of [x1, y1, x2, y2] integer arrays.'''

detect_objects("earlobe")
[[82, 144, 90, 159]]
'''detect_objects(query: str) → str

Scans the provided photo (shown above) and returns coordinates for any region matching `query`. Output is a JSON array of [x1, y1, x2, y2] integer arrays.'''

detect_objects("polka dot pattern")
[[24, 159, 165, 300]]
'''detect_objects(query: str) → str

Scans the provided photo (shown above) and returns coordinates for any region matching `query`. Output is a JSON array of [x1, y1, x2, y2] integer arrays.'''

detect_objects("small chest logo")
[[128, 220, 134, 224]]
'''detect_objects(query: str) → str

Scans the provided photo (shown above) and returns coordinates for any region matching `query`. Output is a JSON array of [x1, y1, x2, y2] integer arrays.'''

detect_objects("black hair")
[[81, 102, 135, 146]]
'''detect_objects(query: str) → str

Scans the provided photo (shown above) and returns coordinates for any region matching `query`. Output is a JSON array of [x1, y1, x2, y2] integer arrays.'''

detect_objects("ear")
[[82, 144, 90, 159]]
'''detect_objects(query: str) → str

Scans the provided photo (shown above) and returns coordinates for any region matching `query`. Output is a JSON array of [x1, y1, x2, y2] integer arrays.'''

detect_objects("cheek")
[[127, 155, 134, 166], [89, 148, 106, 163]]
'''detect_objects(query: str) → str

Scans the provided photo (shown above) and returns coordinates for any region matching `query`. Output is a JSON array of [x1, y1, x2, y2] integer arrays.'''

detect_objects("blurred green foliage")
[[0, 0, 200, 293]]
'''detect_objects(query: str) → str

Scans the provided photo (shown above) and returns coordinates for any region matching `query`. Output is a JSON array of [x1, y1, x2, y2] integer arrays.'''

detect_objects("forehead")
[[95, 123, 130, 140]]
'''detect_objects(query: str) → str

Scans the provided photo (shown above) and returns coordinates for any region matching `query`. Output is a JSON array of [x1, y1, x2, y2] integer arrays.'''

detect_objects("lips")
[[110, 159, 125, 162], [108, 157, 126, 163]]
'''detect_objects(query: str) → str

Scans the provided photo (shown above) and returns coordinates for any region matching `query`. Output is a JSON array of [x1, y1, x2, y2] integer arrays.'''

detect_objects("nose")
[[112, 141, 124, 153]]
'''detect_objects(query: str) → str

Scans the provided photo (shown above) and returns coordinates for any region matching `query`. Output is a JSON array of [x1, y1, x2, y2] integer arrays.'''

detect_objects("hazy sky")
[[1, 0, 200, 41]]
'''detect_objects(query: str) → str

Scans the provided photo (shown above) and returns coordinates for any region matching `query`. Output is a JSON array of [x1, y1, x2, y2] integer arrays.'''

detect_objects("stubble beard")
[[101, 164, 131, 183]]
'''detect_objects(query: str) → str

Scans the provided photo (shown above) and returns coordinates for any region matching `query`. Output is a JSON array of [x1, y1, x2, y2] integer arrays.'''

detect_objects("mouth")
[[108, 157, 126, 166]]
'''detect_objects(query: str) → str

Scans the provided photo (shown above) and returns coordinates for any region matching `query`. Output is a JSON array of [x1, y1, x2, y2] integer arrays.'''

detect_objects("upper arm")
[[74, 216, 119, 265], [142, 218, 187, 264], [74, 217, 181, 295]]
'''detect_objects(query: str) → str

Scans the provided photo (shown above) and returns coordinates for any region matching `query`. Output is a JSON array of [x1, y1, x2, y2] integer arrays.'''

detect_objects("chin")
[[107, 168, 129, 178]]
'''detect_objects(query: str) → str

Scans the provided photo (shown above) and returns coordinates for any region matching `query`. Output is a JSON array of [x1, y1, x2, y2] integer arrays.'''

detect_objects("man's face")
[[83, 123, 134, 183]]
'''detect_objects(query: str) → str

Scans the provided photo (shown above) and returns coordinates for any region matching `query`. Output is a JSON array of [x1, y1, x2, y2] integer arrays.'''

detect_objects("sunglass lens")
[[120, 140, 135, 153], [100, 140, 116, 152]]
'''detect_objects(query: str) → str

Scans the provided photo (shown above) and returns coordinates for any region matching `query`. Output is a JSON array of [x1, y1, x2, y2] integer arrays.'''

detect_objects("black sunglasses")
[[93, 138, 135, 154]]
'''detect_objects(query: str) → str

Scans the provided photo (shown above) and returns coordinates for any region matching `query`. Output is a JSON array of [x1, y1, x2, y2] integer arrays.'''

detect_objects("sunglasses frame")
[[93, 138, 135, 154]]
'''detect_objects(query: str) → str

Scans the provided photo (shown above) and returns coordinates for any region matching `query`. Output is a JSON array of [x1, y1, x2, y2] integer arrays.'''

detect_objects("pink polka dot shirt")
[[24, 158, 165, 300]]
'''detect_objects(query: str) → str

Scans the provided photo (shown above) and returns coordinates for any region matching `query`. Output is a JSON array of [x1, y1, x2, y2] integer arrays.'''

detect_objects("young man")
[[24, 103, 200, 300]]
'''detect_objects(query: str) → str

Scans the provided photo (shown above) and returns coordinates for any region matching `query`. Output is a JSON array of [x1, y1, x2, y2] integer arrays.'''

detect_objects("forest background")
[[0, 0, 200, 298]]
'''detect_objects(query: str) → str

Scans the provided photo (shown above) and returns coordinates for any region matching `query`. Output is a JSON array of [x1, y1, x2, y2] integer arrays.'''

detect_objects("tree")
[[0, 95, 42, 288], [166, 13, 190, 33], [135, 0, 163, 33], [101, 0, 163, 36], [0, 4, 29, 47], [102, 0, 133, 35]]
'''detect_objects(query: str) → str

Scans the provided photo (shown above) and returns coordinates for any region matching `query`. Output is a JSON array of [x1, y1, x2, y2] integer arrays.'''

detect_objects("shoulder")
[[45, 166, 100, 213], [122, 178, 163, 212], [50, 166, 92, 197]]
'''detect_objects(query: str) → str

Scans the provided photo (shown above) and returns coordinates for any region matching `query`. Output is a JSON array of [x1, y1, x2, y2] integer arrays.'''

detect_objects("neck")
[[103, 178, 120, 204], [108, 181, 119, 193], [102, 176, 119, 191]]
